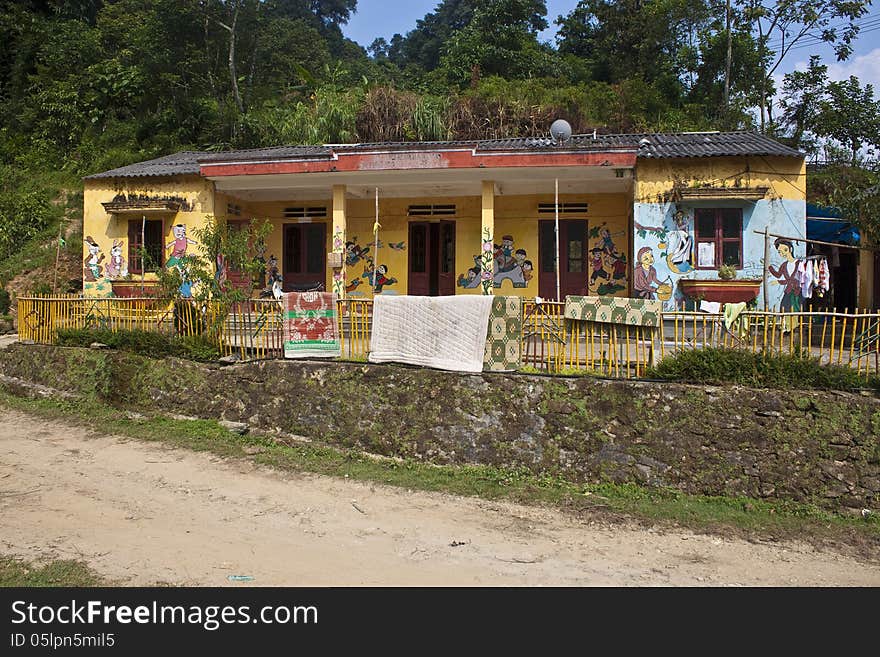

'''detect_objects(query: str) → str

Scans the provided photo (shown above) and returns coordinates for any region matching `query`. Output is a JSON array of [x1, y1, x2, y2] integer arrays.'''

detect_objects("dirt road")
[[1, 411, 878, 586]]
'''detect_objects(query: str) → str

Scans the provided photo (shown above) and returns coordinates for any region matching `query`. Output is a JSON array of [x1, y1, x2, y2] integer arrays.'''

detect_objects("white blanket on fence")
[[368, 294, 494, 373]]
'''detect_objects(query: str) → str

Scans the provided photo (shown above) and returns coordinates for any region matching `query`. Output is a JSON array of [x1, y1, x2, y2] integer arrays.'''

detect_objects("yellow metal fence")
[[15, 296, 880, 378]]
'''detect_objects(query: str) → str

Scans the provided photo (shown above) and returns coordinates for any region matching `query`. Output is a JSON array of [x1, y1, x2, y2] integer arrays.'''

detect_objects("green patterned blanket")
[[563, 295, 662, 328], [483, 296, 522, 372]]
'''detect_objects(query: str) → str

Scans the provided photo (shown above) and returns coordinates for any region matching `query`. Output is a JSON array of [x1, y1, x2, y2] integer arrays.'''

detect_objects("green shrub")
[[0, 288, 10, 314], [108, 329, 180, 358], [56, 327, 222, 362], [646, 347, 878, 391], [174, 334, 220, 362], [57, 328, 176, 358]]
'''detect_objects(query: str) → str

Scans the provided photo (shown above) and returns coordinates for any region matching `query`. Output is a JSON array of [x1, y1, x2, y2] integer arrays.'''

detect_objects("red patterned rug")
[[283, 291, 341, 358]]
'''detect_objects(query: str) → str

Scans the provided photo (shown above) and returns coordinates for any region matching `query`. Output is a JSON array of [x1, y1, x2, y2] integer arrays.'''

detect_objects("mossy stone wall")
[[2, 343, 878, 512]]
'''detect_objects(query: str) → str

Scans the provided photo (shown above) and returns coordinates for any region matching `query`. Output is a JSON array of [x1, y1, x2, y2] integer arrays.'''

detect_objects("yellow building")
[[83, 132, 820, 310]]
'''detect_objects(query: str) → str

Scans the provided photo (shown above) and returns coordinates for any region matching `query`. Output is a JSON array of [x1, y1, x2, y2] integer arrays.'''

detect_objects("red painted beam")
[[200, 149, 637, 177]]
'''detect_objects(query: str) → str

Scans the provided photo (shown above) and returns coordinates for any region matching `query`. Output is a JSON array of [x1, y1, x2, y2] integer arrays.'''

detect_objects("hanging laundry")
[[817, 258, 830, 295], [723, 302, 749, 339], [799, 258, 814, 299]]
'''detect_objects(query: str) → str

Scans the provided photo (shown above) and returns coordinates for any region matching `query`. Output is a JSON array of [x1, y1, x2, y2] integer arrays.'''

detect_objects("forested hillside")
[[1, 0, 878, 298]]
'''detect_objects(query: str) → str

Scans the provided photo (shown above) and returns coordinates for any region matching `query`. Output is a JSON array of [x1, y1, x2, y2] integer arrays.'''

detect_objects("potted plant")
[[678, 265, 762, 304]]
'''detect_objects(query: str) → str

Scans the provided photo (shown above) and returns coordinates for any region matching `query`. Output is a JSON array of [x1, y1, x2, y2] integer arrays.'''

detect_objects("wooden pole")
[[763, 226, 770, 311], [751, 229, 877, 251], [372, 187, 379, 292], [52, 218, 64, 294], [141, 214, 146, 295], [554, 178, 561, 302]]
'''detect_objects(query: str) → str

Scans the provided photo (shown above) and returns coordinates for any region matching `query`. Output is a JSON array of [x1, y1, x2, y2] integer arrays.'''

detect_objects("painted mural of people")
[[494, 235, 516, 272], [165, 224, 197, 268], [345, 240, 370, 267], [633, 246, 662, 300], [768, 237, 803, 312], [104, 239, 128, 279], [458, 266, 482, 289], [599, 228, 616, 255], [611, 252, 627, 280], [589, 247, 610, 284], [215, 252, 228, 291], [666, 211, 694, 274], [83, 236, 104, 282], [461, 237, 530, 289], [363, 264, 397, 293]]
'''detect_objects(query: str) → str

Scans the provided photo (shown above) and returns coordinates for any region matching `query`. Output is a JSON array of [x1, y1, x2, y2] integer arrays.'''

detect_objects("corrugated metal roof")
[[632, 131, 802, 158], [84, 132, 802, 179], [84, 151, 207, 179]]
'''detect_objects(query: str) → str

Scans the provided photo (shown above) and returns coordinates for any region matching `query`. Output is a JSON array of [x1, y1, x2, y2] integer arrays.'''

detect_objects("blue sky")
[[342, 0, 880, 92]]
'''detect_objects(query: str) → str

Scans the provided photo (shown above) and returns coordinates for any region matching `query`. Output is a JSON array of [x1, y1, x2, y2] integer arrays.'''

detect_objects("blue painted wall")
[[633, 198, 807, 311]]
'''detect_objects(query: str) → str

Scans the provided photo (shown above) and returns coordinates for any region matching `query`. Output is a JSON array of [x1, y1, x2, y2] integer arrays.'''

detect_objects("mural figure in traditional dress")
[[362, 263, 397, 293], [634, 246, 663, 300], [768, 237, 804, 312]]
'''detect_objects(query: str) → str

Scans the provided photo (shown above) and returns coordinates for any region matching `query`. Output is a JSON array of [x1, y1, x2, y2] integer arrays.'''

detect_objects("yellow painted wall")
[[494, 193, 630, 298], [635, 156, 806, 203], [82, 177, 215, 296], [340, 192, 629, 299], [83, 179, 631, 301], [205, 188, 632, 299]]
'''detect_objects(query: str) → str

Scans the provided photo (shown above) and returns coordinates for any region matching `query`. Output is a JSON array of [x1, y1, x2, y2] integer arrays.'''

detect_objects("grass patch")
[[646, 347, 880, 391], [0, 555, 106, 586], [56, 328, 220, 362], [0, 389, 877, 555]]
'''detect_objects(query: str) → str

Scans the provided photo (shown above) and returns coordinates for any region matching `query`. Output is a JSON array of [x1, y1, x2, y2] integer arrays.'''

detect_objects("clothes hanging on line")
[[798, 259, 814, 299], [793, 256, 830, 300], [816, 258, 830, 295]]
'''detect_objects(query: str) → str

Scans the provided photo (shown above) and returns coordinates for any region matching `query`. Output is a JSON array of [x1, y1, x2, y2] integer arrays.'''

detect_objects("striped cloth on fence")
[[283, 291, 341, 358], [563, 295, 662, 328], [483, 296, 522, 372]]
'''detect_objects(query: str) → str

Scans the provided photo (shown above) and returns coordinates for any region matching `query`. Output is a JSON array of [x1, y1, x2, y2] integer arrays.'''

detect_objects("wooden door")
[[538, 219, 587, 300], [283, 223, 326, 291], [408, 221, 430, 295], [438, 220, 456, 296]]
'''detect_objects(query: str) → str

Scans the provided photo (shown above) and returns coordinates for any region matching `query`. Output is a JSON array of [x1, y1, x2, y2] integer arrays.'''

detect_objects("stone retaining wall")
[[1, 343, 877, 512]]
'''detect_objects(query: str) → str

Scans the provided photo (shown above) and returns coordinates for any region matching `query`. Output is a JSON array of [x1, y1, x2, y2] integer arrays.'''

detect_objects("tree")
[[394, 0, 481, 72], [690, 6, 764, 127], [780, 55, 828, 153], [556, 0, 711, 105], [438, 0, 552, 85], [781, 62, 880, 164], [811, 164, 880, 245], [738, 0, 871, 132], [815, 77, 880, 165]]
